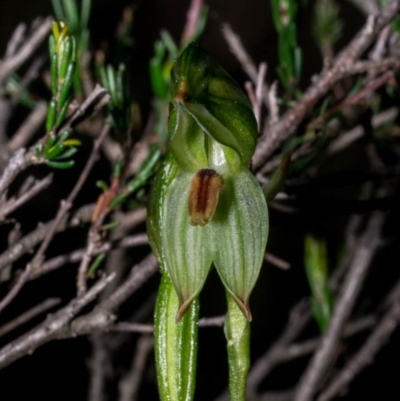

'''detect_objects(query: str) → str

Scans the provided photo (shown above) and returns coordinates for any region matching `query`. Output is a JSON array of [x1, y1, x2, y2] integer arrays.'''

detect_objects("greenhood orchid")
[[148, 43, 269, 401], [148, 42, 269, 322]]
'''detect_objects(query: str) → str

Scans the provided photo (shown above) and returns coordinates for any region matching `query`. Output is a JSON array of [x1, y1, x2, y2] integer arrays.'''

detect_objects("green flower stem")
[[225, 291, 250, 401], [154, 274, 199, 401]]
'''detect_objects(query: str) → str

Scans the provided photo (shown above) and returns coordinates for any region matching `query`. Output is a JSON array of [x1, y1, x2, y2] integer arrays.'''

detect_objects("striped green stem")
[[154, 274, 199, 401], [225, 292, 250, 401]]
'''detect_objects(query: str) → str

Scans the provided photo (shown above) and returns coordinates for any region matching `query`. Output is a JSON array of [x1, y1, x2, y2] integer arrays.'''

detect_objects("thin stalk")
[[225, 292, 250, 401], [154, 274, 199, 401]]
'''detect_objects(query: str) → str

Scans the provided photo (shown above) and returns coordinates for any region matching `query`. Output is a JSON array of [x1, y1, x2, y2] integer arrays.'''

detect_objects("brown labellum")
[[174, 80, 189, 102], [188, 169, 223, 226]]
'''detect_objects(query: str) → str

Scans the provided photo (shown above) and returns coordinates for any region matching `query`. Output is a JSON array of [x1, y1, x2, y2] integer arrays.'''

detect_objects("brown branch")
[[198, 315, 226, 327], [180, 0, 205, 46], [0, 273, 115, 369], [0, 85, 109, 198], [0, 223, 21, 283], [119, 208, 147, 229], [118, 335, 154, 401], [0, 174, 53, 221], [0, 267, 33, 314], [30, 233, 148, 281], [267, 81, 279, 126], [216, 312, 376, 400], [0, 203, 94, 272], [277, 315, 377, 366], [240, 201, 379, 400], [111, 323, 154, 333], [0, 19, 50, 164], [348, 56, 400, 75], [78, 170, 125, 297], [11, 56, 45, 106], [370, 25, 391, 63], [88, 333, 109, 401], [0, 56, 45, 160], [67, 254, 158, 337], [325, 107, 398, 157], [380, 277, 400, 311], [221, 22, 258, 82], [99, 213, 130, 308], [258, 133, 318, 175], [30, 124, 110, 270], [0, 147, 40, 197], [221, 22, 288, 121], [61, 84, 110, 131], [245, 62, 268, 131], [77, 227, 103, 297], [293, 211, 385, 401], [252, 0, 400, 170], [88, 285, 151, 401], [259, 103, 398, 176], [8, 101, 47, 152], [245, 300, 311, 397], [264, 252, 291, 270], [0, 298, 61, 337], [4, 23, 26, 60], [0, 17, 52, 85], [0, 125, 110, 313], [110, 314, 227, 334], [0, 205, 97, 314], [328, 184, 375, 294], [100, 253, 158, 313], [98, 208, 148, 309], [308, 70, 395, 130], [318, 302, 400, 401], [17, 175, 36, 196]]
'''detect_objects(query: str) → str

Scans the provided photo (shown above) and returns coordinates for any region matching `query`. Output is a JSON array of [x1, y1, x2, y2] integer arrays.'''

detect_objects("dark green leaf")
[[53, 146, 78, 160], [46, 160, 75, 169], [87, 253, 106, 277], [43, 134, 57, 154], [46, 99, 57, 132]]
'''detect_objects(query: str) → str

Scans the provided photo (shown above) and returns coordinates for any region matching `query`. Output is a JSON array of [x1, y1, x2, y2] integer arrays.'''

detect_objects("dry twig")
[[0, 126, 109, 314], [118, 335, 154, 401], [294, 211, 385, 401], [32, 233, 148, 281], [318, 301, 400, 401], [0, 298, 61, 338], [0, 174, 53, 221], [0, 273, 115, 369], [8, 101, 47, 152], [180, 0, 205, 45], [0, 204, 94, 272], [252, 1, 400, 170], [0, 17, 52, 85]]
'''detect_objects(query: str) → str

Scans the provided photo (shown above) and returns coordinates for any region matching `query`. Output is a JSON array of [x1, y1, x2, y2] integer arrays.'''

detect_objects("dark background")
[[0, 1, 399, 400]]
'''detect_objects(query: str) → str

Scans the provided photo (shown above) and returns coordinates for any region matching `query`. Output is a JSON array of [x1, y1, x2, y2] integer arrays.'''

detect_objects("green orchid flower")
[[148, 43, 269, 401], [149, 43, 268, 320]]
